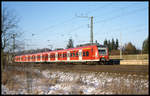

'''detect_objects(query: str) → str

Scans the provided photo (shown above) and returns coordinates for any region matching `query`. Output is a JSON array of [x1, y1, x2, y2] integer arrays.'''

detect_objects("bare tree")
[[1, 7, 23, 69], [1, 7, 23, 52]]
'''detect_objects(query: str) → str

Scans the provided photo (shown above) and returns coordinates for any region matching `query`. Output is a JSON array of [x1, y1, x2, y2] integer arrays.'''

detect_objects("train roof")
[[76, 43, 106, 48]]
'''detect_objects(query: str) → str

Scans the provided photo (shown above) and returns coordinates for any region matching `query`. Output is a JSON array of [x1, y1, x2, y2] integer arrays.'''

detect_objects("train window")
[[98, 49, 106, 55], [59, 54, 61, 58], [58, 54, 60, 58], [59, 54, 60, 58], [70, 53, 72, 57], [73, 53, 75, 57], [65, 53, 67, 57], [50, 54, 55, 58], [60, 53, 63, 58], [83, 51, 85, 56], [50, 54, 53, 58], [63, 53, 67, 57], [32, 56, 35, 60], [58, 53, 61, 58], [86, 51, 89, 56], [37, 55, 40, 59], [76, 52, 78, 57], [45, 54, 48, 59]]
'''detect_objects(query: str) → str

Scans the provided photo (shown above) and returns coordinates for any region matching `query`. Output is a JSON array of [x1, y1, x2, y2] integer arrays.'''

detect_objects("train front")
[[97, 45, 109, 63]]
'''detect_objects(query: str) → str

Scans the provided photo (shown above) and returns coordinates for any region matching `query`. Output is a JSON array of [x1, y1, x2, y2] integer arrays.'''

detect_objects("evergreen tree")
[[66, 38, 74, 49], [104, 39, 108, 46], [111, 38, 115, 50], [108, 40, 111, 52], [115, 38, 119, 50], [142, 37, 149, 53]]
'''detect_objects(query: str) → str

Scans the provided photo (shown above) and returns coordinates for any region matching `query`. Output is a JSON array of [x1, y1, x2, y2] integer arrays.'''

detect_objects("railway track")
[[6, 62, 148, 75]]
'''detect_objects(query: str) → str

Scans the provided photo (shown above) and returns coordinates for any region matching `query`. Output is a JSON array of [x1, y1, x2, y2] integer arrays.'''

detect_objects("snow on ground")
[[2, 69, 149, 94]]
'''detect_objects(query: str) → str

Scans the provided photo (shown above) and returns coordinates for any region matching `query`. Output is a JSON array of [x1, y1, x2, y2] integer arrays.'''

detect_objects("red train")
[[14, 43, 109, 64]]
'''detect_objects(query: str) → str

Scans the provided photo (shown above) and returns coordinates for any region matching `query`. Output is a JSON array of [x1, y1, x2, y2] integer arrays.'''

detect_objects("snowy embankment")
[[2, 68, 149, 94]]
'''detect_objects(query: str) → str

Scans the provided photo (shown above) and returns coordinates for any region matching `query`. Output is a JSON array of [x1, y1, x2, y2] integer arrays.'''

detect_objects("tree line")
[[103, 37, 149, 55], [65, 37, 149, 55]]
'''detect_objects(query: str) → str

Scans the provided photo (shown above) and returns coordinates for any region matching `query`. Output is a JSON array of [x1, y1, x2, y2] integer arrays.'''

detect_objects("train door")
[[32, 55, 36, 62], [28, 55, 30, 62], [79, 49, 82, 61], [37, 54, 41, 62], [67, 51, 70, 61]]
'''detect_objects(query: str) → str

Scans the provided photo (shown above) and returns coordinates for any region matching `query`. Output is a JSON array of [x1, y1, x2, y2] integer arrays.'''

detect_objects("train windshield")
[[98, 47, 107, 55]]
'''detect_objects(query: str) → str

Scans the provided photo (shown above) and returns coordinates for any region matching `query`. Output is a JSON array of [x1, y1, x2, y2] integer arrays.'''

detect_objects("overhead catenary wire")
[[94, 7, 147, 24], [93, 3, 136, 18], [93, 7, 147, 37], [37, 16, 77, 34]]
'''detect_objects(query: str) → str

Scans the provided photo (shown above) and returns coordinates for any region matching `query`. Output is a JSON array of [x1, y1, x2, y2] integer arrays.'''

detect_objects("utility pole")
[[90, 16, 93, 44], [120, 31, 122, 59], [76, 14, 94, 44]]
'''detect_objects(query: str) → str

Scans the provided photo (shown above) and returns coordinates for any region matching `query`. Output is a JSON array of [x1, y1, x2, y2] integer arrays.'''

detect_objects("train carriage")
[[14, 43, 109, 64]]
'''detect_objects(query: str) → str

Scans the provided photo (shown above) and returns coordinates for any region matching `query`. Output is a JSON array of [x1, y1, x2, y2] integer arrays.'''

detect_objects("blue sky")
[[2, 1, 149, 50]]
